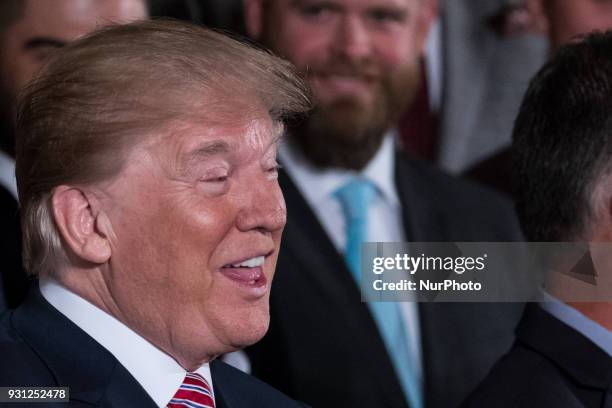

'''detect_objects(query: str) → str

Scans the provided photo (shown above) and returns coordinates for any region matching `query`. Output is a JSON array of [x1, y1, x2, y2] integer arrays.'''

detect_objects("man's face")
[[98, 108, 286, 366], [249, 0, 433, 169], [537, 0, 612, 50], [0, 0, 146, 137]]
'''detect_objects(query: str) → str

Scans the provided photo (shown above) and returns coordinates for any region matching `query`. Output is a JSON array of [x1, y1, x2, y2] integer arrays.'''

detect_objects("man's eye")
[[204, 176, 228, 183], [368, 9, 406, 24], [299, 4, 336, 20], [201, 169, 229, 183], [269, 163, 282, 172], [266, 163, 282, 179]]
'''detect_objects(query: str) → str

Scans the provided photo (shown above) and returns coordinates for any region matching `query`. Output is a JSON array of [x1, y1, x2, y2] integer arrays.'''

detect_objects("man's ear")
[[416, 0, 438, 56], [526, 0, 549, 36], [244, 0, 265, 40], [51, 186, 112, 264]]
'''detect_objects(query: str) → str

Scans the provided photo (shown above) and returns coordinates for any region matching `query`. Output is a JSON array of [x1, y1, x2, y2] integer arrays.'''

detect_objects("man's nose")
[[333, 16, 373, 62], [236, 180, 287, 234]]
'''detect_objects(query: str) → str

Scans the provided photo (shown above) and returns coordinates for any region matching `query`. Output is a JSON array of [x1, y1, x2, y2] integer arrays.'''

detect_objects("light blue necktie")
[[335, 179, 422, 408]]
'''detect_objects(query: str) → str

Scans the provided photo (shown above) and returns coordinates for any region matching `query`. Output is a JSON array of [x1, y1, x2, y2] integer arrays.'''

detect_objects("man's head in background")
[[0, 0, 147, 156], [513, 31, 612, 244], [16, 20, 309, 370], [527, 0, 612, 51], [513, 31, 612, 313], [244, 0, 436, 170]]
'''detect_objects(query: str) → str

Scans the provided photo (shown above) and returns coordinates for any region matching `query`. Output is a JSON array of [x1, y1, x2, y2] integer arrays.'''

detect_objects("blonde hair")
[[16, 19, 310, 276]]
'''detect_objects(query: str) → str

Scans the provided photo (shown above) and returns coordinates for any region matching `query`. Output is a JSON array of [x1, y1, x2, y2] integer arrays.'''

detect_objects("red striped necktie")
[[167, 372, 215, 408]]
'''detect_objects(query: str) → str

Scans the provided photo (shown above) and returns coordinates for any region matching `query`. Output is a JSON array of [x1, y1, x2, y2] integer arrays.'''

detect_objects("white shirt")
[[40, 278, 215, 408], [279, 133, 423, 389], [0, 150, 16, 199], [541, 292, 612, 357]]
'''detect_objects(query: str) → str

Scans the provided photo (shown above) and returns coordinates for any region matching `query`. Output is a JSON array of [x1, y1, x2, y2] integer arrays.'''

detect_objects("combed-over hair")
[[16, 19, 311, 276]]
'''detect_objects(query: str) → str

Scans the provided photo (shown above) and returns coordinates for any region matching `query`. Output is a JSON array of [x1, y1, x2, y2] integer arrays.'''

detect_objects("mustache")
[[302, 62, 381, 81]]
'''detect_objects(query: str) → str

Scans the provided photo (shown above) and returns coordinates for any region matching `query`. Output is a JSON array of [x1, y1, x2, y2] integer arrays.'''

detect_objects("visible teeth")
[[229, 256, 265, 268]]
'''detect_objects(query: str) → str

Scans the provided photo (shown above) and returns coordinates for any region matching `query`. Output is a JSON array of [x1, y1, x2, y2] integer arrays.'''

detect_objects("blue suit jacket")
[[0, 285, 306, 407]]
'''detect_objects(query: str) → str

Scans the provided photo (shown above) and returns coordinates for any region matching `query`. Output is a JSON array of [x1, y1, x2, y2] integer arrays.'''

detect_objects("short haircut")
[[16, 19, 310, 276], [513, 30, 612, 242]]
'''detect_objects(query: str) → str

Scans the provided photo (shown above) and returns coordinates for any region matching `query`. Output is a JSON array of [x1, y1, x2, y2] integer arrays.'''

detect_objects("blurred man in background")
[[242, 1, 526, 407], [465, 31, 612, 407], [467, 0, 612, 194], [151, 0, 547, 179], [527, 0, 612, 51], [399, 0, 546, 174], [0, 0, 147, 310]]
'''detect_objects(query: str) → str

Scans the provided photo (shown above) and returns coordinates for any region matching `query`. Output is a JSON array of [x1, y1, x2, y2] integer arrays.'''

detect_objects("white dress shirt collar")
[[40, 277, 214, 408], [279, 131, 400, 209], [540, 291, 612, 357]]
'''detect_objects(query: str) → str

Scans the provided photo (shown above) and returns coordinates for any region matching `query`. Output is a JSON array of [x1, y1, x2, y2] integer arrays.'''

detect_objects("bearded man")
[[241, 1, 526, 407]]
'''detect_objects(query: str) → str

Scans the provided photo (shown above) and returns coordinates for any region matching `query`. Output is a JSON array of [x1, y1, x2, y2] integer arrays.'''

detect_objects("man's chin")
[[227, 326, 270, 352], [315, 99, 372, 128], [225, 308, 271, 348], [321, 94, 372, 113], [321, 99, 388, 138], [315, 85, 375, 106]]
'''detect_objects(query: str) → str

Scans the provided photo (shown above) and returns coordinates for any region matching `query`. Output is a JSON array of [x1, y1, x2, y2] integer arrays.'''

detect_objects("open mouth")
[[221, 255, 269, 288]]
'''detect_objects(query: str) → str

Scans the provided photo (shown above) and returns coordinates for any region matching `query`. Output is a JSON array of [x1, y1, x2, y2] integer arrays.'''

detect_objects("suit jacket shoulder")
[[211, 360, 308, 408], [0, 287, 161, 407], [1, 286, 304, 408], [463, 304, 612, 408]]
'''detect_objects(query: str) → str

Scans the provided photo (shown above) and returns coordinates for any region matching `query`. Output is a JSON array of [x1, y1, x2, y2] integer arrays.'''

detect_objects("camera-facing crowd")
[[0, 1, 610, 407]]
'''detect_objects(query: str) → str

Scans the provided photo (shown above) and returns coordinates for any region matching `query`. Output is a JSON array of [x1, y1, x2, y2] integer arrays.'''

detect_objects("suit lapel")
[[279, 169, 356, 304], [394, 157, 527, 407], [212, 381, 230, 408], [394, 156, 461, 407], [517, 304, 612, 391], [279, 168, 409, 408], [12, 285, 157, 407], [209, 361, 240, 408], [100, 367, 160, 407], [394, 154, 449, 242]]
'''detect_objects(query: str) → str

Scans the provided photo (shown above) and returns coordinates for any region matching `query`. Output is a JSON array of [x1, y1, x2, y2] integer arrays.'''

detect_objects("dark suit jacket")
[[0, 285, 307, 407], [246, 155, 526, 408], [0, 184, 29, 311], [463, 304, 612, 408]]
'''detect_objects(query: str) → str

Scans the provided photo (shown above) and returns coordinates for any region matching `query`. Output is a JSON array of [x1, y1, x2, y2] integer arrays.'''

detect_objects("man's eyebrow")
[[290, 0, 341, 10], [366, 5, 409, 21], [186, 141, 231, 161], [175, 140, 231, 176], [24, 37, 68, 50]]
